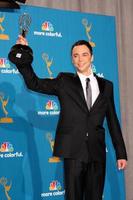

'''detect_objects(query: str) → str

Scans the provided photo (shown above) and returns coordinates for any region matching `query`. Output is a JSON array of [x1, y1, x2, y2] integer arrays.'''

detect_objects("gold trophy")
[[0, 177, 12, 200], [0, 14, 9, 40], [46, 133, 61, 163], [42, 53, 53, 79], [0, 93, 13, 123], [82, 18, 95, 47], [8, 13, 33, 65]]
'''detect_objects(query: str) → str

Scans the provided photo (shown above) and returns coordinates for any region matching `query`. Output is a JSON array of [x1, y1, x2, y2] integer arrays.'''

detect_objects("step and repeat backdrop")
[[0, 5, 126, 200]]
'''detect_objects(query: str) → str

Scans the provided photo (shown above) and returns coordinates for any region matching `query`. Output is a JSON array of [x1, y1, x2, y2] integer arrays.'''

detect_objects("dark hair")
[[71, 40, 93, 55]]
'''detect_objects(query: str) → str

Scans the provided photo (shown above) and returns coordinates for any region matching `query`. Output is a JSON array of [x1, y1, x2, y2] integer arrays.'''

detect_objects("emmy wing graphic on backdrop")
[[82, 18, 95, 47], [0, 177, 12, 200], [8, 13, 33, 65], [42, 53, 53, 79], [0, 92, 13, 123], [46, 133, 61, 163], [0, 14, 9, 40]]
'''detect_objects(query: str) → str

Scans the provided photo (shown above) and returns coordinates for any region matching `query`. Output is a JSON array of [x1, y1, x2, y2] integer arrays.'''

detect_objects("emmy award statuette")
[[8, 13, 33, 65]]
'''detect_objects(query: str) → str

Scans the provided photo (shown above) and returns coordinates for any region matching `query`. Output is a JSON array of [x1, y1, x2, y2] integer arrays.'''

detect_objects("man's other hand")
[[117, 159, 127, 170]]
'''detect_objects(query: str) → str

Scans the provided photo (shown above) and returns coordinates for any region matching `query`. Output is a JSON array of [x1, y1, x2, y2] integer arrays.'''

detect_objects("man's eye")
[[73, 55, 78, 58], [83, 53, 88, 56]]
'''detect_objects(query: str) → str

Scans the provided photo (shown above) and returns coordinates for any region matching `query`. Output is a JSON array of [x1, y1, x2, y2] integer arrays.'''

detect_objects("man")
[[13, 37, 127, 200]]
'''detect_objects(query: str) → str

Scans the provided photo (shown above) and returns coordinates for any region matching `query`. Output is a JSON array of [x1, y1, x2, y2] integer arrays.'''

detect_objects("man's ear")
[[72, 58, 75, 64], [91, 55, 94, 62]]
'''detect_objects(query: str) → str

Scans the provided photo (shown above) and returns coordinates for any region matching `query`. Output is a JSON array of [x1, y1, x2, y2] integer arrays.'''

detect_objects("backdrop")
[[0, 4, 126, 200]]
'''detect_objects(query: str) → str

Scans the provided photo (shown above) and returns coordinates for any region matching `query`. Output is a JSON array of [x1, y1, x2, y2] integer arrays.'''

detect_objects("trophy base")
[[8, 44, 33, 65]]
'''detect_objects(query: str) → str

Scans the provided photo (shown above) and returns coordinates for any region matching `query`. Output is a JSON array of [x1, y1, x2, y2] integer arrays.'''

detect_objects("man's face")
[[72, 44, 92, 75]]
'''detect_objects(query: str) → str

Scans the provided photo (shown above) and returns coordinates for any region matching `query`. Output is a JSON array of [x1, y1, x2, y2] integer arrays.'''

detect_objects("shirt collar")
[[77, 68, 94, 81]]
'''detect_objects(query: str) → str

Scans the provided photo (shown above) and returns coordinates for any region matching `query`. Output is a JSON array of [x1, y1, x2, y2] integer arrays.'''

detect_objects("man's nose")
[[79, 56, 83, 61]]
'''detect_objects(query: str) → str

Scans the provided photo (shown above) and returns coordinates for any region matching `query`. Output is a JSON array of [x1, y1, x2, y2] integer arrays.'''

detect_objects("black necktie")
[[86, 78, 92, 110]]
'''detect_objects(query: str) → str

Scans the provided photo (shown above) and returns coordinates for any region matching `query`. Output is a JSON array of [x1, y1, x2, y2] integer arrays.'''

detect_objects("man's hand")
[[16, 35, 28, 46], [117, 159, 127, 170]]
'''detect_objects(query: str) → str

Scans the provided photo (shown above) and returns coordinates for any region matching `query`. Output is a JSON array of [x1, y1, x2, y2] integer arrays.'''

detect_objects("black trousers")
[[64, 159, 105, 200]]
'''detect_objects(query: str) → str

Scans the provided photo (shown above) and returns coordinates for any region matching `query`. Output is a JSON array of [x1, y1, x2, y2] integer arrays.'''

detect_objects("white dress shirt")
[[77, 70, 100, 106]]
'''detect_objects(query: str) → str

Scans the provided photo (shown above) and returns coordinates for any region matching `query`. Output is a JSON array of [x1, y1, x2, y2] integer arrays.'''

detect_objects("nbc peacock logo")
[[0, 142, 23, 159], [42, 21, 54, 32], [0, 57, 19, 74], [41, 180, 65, 198], [37, 100, 60, 116], [0, 142, 14, 153], [49, 180, 62, 191], [46, 100, 58, 110], [34, 20, 62, 38], [0, 58, 10, 68]]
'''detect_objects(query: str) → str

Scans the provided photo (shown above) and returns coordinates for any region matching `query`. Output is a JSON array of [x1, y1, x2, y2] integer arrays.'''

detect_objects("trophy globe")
[[8, 13, 33, 65]]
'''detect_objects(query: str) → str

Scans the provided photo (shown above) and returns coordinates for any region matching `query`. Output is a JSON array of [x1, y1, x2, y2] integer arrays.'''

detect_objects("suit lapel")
[[73, 74, 85, 101], [64, 74, 88, 113], [73, 74, 89, 112]]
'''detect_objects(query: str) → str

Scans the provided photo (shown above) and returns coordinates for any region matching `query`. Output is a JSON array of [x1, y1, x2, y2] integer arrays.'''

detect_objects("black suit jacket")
[[17, 63, 127, 162]]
